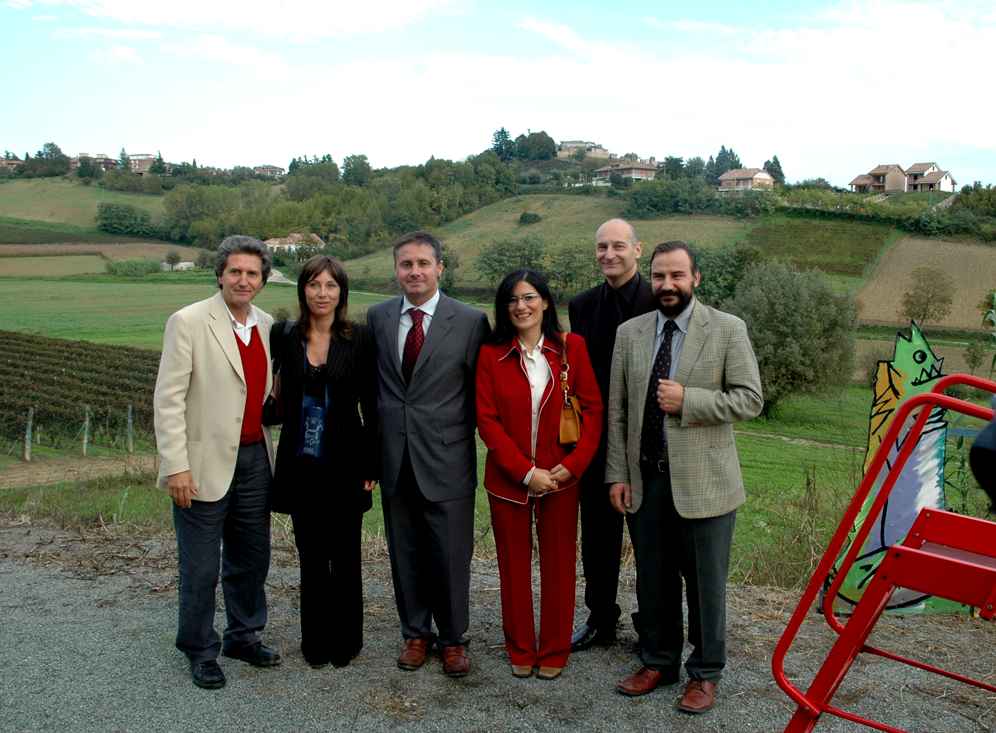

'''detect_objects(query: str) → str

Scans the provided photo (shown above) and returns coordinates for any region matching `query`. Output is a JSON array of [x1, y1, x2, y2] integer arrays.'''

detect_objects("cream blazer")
[[154, 291, 274, 502]]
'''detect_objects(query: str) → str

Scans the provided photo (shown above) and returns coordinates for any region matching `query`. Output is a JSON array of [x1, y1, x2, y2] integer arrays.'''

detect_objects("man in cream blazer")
[[154, 235, 279, 690], [606, 242, 762, 712]]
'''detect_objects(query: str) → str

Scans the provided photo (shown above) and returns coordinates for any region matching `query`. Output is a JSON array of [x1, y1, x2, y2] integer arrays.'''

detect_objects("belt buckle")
[[656, 459, 667, 474]]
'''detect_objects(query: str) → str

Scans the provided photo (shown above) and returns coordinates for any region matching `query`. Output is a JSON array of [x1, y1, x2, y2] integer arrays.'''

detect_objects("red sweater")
[[236, 327, 267, 444], [475, 332, 603, 505]]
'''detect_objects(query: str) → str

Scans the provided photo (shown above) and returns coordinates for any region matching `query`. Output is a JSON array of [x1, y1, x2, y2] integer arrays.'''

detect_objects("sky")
[[3, 0, 995, 187]]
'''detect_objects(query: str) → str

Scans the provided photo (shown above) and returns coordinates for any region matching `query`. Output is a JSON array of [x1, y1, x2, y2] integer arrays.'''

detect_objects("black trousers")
[[626, 466, 736, 681], [172, 442, 271, 664], [381, 451, 474, 646], [578, 458, 625, 629], [291, 501, 364, 666]]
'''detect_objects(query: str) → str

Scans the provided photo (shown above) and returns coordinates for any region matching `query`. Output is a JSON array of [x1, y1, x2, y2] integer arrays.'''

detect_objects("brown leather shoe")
[[677, 679, 718, 714], [617, 667, 670, 697], [397, 638, 430, 671], [441, 644, 470, 677]]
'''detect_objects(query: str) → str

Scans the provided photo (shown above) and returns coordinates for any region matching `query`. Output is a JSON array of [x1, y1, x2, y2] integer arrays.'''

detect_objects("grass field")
[[856, 236, 996, 330], [0, 278, 391, 349], [0, 242, 204, 260], [878, 191, 951, 208], [0, 215, 153, 244], [0, 255, 105, 276], [346, 195, 755, 289], [742, 215, 898, 292], [0, 179, 164, 228]]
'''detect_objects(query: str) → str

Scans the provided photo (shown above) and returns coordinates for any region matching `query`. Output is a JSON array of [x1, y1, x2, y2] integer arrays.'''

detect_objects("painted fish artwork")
[[827, 323, 966, 613]]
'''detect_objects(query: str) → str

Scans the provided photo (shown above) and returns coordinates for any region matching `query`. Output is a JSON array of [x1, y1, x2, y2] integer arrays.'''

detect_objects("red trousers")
[[488, 483, 579, 668]]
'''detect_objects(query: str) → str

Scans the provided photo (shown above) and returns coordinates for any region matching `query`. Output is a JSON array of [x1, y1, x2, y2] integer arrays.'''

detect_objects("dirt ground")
[[1, 517, 994, 732], [857, 237, 996, 331]]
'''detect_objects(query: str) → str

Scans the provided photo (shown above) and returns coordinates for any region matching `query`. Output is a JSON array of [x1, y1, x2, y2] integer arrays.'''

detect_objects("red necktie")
[[402, 308, 425, 383]]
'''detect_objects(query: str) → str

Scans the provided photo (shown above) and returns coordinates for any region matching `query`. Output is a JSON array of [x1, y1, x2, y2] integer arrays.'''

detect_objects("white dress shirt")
[[519, 336, 552, 486], [224, 303, 260, 346], [397, 289, 441, 362]]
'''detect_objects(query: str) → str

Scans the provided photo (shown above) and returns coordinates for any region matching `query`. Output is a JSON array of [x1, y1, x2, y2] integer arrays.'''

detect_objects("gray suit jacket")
[[367, 293, 490, 502], [605, 300, 763, 518]]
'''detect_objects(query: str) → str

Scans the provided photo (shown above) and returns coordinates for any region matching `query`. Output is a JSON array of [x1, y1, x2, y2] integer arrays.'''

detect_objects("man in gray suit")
[[605, 242, 762, 712], [367, 231, 490, 677]]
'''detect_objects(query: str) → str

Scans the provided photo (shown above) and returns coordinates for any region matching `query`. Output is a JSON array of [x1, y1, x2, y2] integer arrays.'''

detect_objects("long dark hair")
[[296, 255, 352, 341], [490, 269, 563, 349]]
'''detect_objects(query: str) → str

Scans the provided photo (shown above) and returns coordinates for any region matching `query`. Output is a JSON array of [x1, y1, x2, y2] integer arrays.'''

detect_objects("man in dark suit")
[[568, 218, 657, 651], [367, 231, 490, 677]]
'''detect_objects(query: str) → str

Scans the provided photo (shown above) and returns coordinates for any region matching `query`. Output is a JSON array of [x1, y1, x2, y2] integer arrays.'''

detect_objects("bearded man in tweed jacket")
[[605, 241, 762, 712]]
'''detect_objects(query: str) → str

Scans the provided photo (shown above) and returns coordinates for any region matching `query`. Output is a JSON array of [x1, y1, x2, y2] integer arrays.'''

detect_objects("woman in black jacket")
[[264, 255, 379, 668]]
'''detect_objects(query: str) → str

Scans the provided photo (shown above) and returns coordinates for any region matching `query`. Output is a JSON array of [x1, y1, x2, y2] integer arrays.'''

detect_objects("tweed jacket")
[[154, 291, 275, 502], [604, 300, 763, 518]]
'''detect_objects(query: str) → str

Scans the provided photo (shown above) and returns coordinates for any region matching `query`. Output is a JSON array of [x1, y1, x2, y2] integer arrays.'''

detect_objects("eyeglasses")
[[507, 293, 542, 307]]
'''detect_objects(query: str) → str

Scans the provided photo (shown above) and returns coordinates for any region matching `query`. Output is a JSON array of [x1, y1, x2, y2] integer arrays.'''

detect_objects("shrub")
[[95, 203, 159, 237], [724, 262, 856, 415], [695, 243, 763, 307], [518, 211, 542, 225], [475, 235, 546, 288], [105, 259, 161, 277]]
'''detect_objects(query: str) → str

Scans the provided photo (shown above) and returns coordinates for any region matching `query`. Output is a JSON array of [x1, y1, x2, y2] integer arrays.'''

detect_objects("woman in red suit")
[[476, 269, 603, 680]]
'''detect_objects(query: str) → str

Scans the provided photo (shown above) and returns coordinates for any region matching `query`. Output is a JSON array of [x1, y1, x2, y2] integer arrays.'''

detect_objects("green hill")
[[344, 194, 896, 295], [0, 179, 164, 230], [346, 194, 755, 291]]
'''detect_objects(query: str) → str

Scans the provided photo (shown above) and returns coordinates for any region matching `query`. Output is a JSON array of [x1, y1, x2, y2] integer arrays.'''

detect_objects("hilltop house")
[[128, 154, 156, 175], [717, 168, 775, 191], [253, 165, 285, 178], [592, 161, 658, 185], [557, 140, 611, 160], [264, 232, 326, 254], [69, 154, 119, 172], [849, 164, 907, 193], [906, 163, 957, 192], [0, 155, 21, 172]]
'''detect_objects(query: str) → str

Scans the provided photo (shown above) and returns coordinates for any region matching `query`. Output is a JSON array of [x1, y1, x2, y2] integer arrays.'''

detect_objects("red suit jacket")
[[476, 332, 603, 505]]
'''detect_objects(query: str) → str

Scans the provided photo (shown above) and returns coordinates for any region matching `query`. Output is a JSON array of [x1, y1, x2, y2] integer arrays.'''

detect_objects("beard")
[[655, 286, 694, 317]]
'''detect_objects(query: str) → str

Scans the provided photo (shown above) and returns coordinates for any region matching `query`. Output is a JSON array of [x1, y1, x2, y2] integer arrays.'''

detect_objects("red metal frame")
[[772, 374, 996, 732]]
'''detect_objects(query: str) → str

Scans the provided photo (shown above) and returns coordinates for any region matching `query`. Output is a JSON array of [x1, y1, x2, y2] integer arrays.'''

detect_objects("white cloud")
[[159, 34, 290, 80], [32, 14, 58, 21], [518, 17, 595, 54], [54, 26, 160, 39], [643, 17, 743, 35], [92, 44, 141, 63], [7, 0, 33, 8], [21, 0, 454, 38]]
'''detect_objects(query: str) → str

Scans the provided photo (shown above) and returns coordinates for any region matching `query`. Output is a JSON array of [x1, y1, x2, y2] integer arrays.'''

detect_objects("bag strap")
[[559, 339, 572, 406]]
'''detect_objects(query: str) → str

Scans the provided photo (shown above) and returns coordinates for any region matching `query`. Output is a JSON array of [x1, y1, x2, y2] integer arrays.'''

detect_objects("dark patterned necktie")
[[640, 319, 678, 463], [402, 308, 425, 384]]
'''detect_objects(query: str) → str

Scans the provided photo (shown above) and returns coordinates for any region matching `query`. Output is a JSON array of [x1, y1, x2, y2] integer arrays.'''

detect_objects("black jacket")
[[263, 320, 379, 514], [568, 272, 657, 414]]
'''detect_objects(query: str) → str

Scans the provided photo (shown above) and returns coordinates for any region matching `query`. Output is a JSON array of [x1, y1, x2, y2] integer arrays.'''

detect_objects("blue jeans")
[[172, 442, 272, 663]]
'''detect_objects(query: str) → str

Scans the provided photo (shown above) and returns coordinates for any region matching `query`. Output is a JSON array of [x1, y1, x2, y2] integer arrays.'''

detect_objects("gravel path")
[[1, 520, 994, 733]]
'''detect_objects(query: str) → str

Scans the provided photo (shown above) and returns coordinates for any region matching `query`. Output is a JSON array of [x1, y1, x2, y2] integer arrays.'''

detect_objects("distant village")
[[0, 141, 957, 196]]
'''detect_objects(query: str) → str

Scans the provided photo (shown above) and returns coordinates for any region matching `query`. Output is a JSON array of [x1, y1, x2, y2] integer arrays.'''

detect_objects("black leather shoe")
[[571, 623, 617, 652], [191, 660, 226, 689], [223, 642, 282, 668]]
